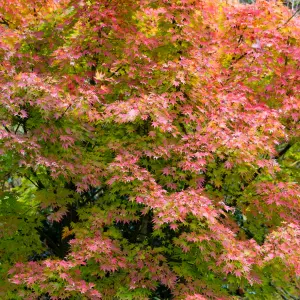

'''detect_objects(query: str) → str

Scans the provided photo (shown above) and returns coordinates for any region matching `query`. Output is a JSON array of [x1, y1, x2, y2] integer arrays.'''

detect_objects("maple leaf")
[[1, 0, 300, 299], [94, 70, 106, 81]]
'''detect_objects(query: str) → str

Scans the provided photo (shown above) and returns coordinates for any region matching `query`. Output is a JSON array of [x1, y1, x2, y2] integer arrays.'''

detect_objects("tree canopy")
[[0, 0, 299, 299]]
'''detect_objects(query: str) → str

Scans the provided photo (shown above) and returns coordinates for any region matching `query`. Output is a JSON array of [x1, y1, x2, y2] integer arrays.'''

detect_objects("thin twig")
[[107, 66, 123, 78], [24, 175, 40, 188], [0, 17, 10, 27], [56, 104, 72, 122], [2, 123, 11, 133], [277, 6, 300, 29], [14, 123, 21, 134]]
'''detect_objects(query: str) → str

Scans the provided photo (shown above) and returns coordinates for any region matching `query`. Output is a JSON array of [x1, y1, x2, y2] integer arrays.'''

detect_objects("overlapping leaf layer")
[[0, 0, 299, 299]]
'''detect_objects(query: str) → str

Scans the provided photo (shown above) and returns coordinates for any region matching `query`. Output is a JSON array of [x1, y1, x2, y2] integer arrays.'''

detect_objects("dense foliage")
[[0, 0, 299, 299]]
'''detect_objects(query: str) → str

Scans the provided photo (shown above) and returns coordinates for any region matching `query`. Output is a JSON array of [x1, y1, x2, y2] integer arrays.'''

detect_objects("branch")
[[36, 228, 61, 256], [281, 288, 299, 300], [269, 282, 299, 300], [277, 6, 300, 29], [0, 17, 10, 27], [22, 121, 27, 134], [107, 66, 123, 78], [275, 143, 292, 159], [239, 143, 292, 191], [55, 104, 72, 122], [229, 52, 248, 69], [29, 168, 45, 189], [14, 123, 21, 134], [2, 123, 11, 133], [24, 175, 40, 188]]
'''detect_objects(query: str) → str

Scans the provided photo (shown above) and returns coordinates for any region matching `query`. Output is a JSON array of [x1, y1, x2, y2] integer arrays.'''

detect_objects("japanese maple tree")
[[0, 0, 299, 299]]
